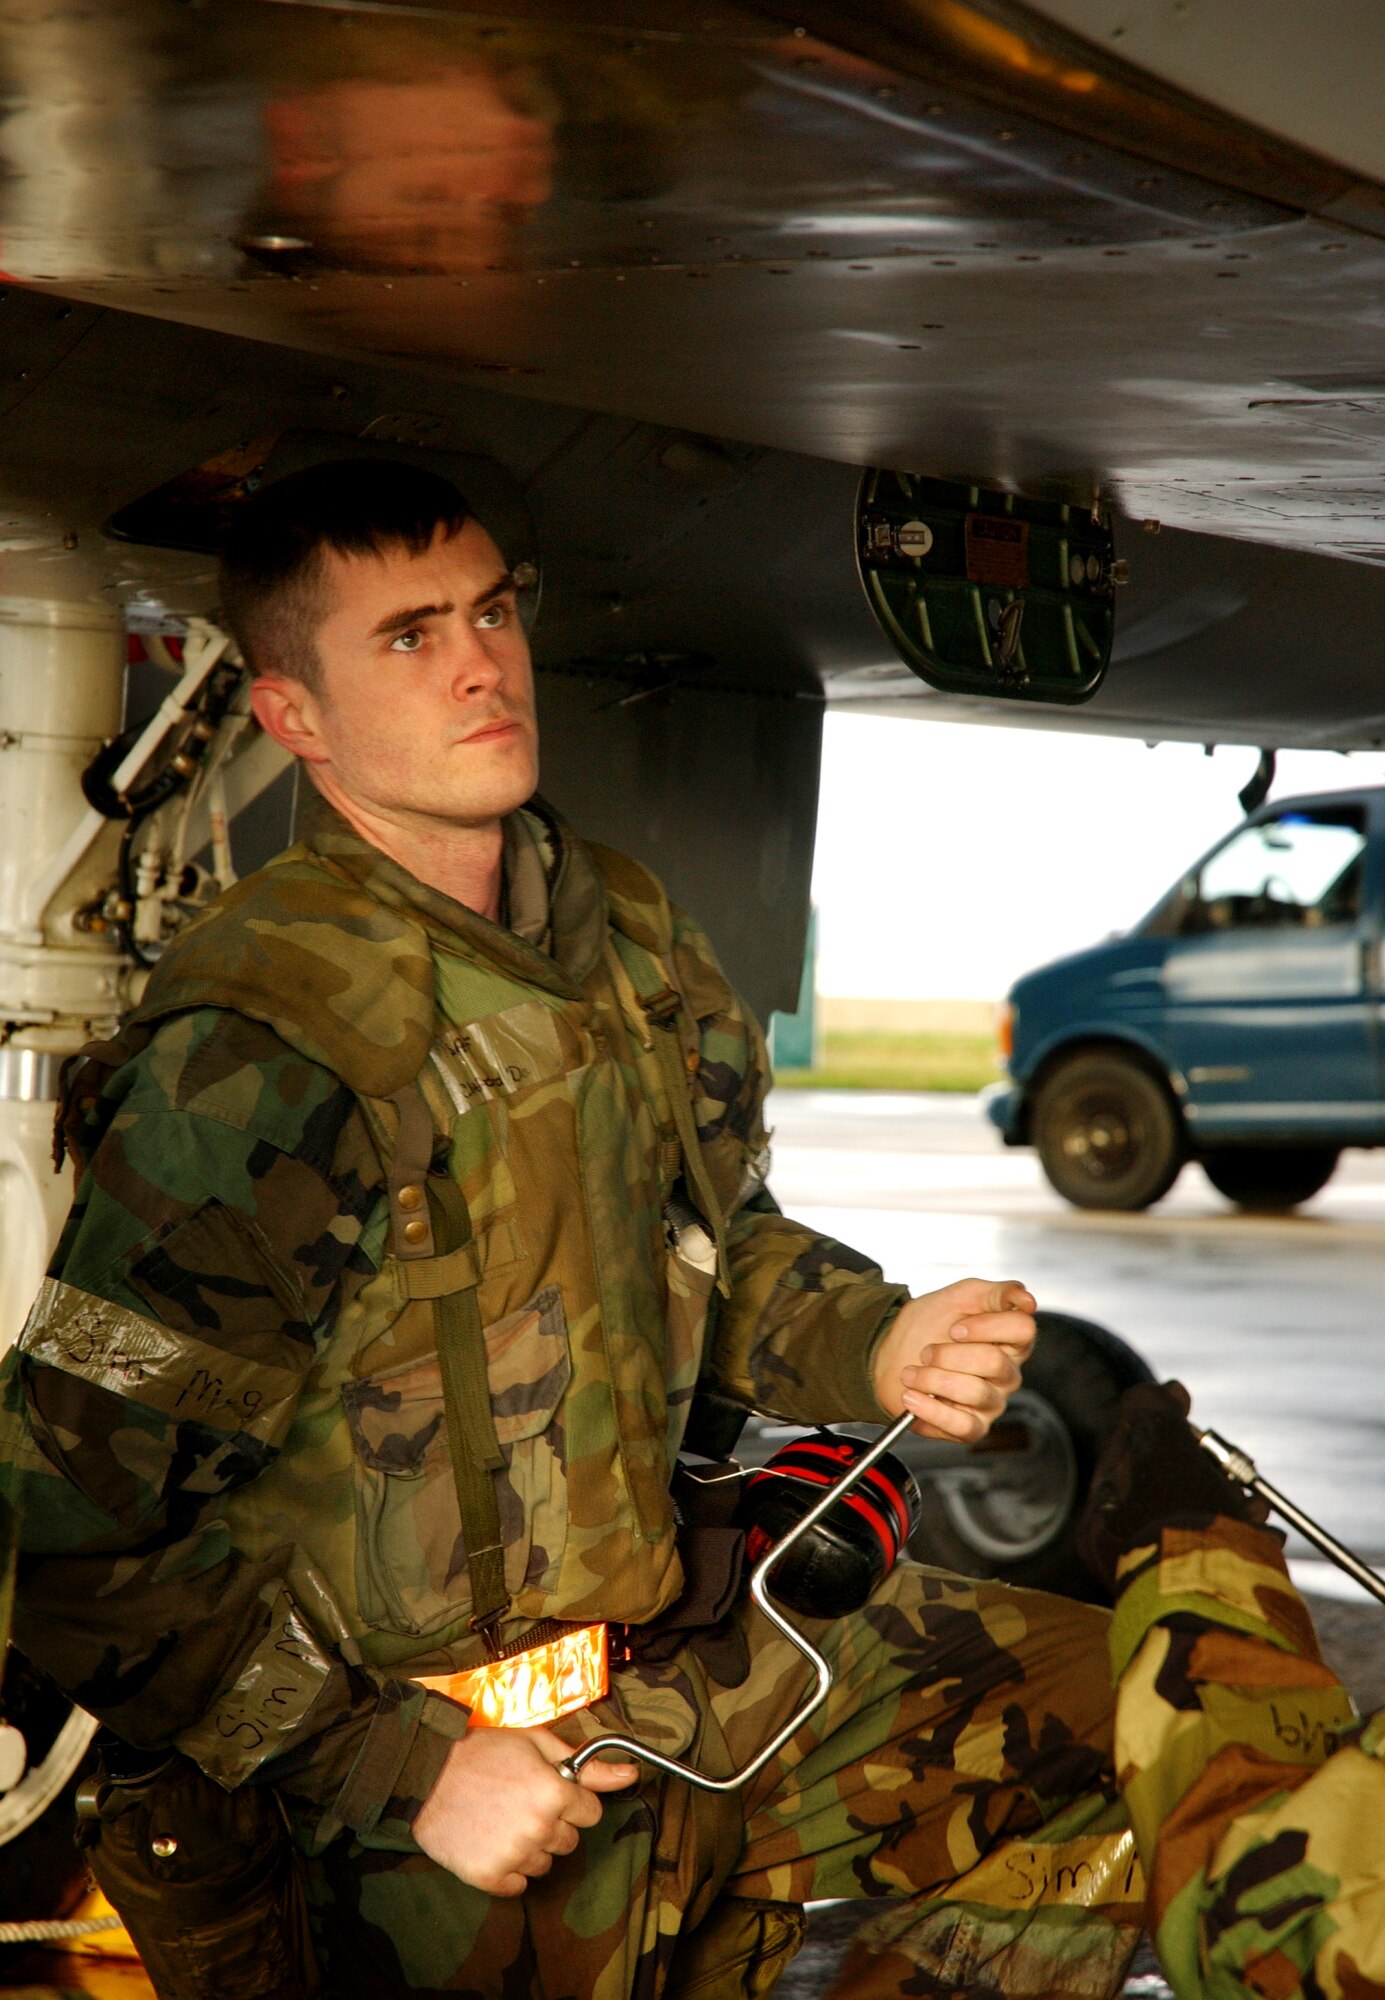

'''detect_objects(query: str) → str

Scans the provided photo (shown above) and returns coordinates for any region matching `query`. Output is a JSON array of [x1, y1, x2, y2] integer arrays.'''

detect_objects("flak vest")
[[57, 832, 738, 1707]]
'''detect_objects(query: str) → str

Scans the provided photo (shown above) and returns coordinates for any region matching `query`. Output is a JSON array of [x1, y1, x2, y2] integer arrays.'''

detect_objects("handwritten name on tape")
[[179, 1586, 334, 1785], [19, 1277, 299, 1442], [431, 1001, 565, 1114]]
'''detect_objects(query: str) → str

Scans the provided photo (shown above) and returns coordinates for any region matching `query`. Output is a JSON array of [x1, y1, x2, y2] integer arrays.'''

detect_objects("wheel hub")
[[917, 1390, 1080, 1563], [1064, 1095, 1138, 1179]]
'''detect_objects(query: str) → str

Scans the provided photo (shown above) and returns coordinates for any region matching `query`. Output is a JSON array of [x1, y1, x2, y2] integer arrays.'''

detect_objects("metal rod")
[[557, 1410, 917, 1794], [1198, 1428, 1385, 1610]]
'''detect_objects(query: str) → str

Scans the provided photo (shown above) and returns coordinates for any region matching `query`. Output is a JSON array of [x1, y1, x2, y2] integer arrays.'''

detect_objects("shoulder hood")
[[129, 847, 436, 1099], [129, 819, 677, 1100]]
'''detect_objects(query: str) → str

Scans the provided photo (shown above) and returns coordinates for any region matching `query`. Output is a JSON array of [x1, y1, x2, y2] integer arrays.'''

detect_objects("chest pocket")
[[343, 1285, 571, 1637]]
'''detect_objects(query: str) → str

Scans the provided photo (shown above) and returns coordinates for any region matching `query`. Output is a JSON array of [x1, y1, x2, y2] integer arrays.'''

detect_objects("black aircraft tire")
[[1033, 1051, 1183, 1211], [1202, 1146, 1340, 1211], [905, 1312, 1156, 1604]]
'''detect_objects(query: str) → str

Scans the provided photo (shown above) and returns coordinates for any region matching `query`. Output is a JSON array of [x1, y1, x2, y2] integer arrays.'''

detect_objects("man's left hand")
[[871, 1279, 1036, 1443]]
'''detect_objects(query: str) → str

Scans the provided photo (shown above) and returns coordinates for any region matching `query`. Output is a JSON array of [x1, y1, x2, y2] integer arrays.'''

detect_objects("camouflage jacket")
[[1109, 1515, 1374, 2000], [0, 801, 907, 1847]]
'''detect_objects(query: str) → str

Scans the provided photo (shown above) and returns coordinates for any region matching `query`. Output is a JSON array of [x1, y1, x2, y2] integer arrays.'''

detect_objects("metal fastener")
[[396, 1183, 424, 1211], [151, 1835, 178, 1859], [403, 1217, 428, 1245]]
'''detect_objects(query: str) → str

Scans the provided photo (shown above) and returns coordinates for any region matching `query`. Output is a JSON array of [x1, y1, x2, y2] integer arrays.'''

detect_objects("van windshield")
[[1156, 805, 1367, 936]]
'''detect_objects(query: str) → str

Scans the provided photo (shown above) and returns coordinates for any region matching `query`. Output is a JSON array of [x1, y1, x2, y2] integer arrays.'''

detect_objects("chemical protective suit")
[[1, 800, 1140, 1998]]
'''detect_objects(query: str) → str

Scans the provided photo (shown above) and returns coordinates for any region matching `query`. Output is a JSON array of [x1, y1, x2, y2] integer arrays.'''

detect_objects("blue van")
[[985, 787, 1383, 1210]]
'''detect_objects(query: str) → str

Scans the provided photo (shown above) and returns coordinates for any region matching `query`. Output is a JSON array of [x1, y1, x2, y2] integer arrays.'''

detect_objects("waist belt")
[[415, 1621, 609, 1729]]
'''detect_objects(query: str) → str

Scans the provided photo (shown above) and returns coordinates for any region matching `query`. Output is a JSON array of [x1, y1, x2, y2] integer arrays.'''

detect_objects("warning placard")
[[965, 514, 1029, 589]]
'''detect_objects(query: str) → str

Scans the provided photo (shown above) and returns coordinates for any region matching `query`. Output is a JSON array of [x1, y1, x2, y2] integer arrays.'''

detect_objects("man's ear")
[[250, 675, 329, 764]]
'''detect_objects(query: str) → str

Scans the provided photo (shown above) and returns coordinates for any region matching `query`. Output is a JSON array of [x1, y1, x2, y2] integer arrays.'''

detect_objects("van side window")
[[1177, 807, 1368, 934]]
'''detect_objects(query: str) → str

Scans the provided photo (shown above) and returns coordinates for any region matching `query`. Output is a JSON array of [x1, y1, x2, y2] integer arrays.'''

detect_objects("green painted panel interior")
[[858, 471, 1117, 705]]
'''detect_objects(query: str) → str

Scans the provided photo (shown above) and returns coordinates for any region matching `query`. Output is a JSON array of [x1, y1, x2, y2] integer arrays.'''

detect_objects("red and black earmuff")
[[738, 1430, 923, 1617]]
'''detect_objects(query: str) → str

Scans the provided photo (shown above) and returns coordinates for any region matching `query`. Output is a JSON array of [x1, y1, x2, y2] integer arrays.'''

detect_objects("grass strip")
[[772, 1030, 1001, 1094]]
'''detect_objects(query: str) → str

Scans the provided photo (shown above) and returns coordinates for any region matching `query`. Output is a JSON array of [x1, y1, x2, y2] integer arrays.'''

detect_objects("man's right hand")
[[412, 1725, 639, 1896]]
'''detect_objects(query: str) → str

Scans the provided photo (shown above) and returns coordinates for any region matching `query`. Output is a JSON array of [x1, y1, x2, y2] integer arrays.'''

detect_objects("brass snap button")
[[402, 1217, 429, 1245], [396, 1183, 424, 1211]]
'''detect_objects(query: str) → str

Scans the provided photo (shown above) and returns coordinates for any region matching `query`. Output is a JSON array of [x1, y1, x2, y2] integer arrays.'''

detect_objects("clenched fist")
[[871, 1278, 1036, 1444], [413, 1724, 639, 1896]]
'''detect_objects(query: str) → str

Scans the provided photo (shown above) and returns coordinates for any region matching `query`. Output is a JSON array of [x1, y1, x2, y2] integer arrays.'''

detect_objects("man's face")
[[292, 518, 539, 828], [266, 71, 555, 275]]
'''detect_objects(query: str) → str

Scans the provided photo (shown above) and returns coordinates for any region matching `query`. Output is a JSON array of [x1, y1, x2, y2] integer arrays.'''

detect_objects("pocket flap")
[[344, 1286, 570, 1472], [342, 1361, 445, 1475]]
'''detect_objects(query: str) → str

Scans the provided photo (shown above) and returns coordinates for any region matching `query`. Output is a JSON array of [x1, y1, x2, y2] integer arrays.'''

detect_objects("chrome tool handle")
[[556, 1410, 917, 1795], [1198, 1427, 1385, 1609]]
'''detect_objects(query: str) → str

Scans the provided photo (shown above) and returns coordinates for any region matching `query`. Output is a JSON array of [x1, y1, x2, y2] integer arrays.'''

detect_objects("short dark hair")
[[218, 458, 472, 687]]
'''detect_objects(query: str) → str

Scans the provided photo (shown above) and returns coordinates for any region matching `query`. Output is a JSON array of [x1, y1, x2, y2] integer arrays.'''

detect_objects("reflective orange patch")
[[417, 1624, 608, 1729]]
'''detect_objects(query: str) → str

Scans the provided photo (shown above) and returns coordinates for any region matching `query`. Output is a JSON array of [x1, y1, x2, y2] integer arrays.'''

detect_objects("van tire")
[[1033, 1051, 1183, 1210], [1202, 1146, 1340, 1210]]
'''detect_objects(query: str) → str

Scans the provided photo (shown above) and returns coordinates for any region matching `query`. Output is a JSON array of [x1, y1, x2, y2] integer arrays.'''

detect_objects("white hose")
[[0, 1910, 123, 1944]]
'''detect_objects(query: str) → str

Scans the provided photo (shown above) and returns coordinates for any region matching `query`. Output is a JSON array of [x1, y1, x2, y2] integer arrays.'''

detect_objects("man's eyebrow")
[[369, 600, 455, 639], [472, 570, 518, 610]]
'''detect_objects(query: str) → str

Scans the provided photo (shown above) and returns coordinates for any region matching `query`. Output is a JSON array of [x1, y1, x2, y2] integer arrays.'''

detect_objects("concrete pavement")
[[770, 1088, 1385, 1572]]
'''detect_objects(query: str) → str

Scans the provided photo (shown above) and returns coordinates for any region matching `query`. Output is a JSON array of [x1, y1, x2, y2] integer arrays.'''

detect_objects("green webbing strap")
[[369, 1082, 509, 1639], [424, 1174, 509, 1634], [640, 986, 731, 1298]]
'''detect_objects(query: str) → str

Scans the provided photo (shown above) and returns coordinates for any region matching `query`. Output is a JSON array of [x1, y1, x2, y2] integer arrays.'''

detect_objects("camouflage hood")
[[126, 795, 671, 1100]]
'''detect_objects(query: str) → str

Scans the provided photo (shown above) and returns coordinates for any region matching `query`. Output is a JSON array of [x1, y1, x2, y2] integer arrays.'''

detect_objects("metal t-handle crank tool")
[[1198, 1428, 1385, 1609], [557, 1411, 917, 1794]]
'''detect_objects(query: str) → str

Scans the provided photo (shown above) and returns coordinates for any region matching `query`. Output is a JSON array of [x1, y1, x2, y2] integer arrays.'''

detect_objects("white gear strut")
[[0, 595, 130, 1351]]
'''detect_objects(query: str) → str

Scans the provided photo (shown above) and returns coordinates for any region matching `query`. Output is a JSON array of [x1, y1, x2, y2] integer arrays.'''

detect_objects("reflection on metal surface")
[[0, 1, 1381, 578], [0, 1046, 61, 1100], [0, 0, 1291, 293], [260, 66, 554, 274], [784, 0, 1375, 220]]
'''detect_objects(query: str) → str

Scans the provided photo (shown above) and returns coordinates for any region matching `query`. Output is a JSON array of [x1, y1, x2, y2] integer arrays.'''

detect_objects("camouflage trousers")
[[303, 1563, 1143, 2000]]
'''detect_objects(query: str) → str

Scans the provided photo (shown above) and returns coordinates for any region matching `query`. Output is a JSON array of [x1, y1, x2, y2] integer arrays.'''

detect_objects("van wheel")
[[1033, 1051, 1183, 1210], [1202, 1146, 1340, 1210], [905, 1313, 1155, 1604]]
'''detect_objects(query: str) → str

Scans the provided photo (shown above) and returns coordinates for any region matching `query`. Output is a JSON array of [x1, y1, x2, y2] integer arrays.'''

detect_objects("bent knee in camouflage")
[[1108, 1515, 1373, 2000]]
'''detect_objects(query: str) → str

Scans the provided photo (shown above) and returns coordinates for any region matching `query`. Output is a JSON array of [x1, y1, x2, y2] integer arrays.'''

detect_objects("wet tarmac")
[[6, 1091, 1385, 1998], [770, 1090, 1385, 1571]]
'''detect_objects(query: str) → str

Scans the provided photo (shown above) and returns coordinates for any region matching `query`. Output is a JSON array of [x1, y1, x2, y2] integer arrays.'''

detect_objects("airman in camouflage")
[[0, 460, 1142, 1998], [1080, 1381, 1374, 2000]]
